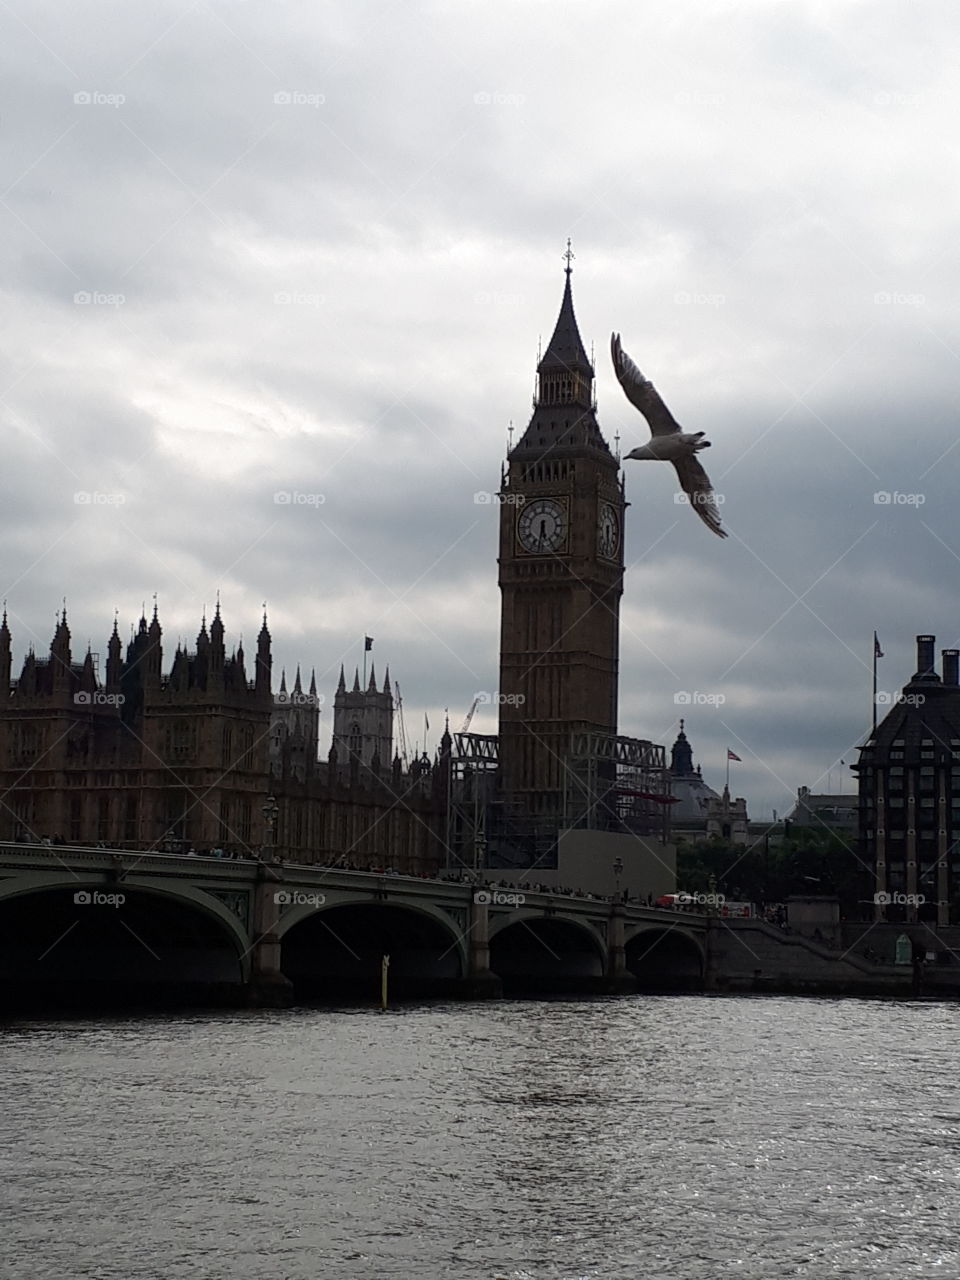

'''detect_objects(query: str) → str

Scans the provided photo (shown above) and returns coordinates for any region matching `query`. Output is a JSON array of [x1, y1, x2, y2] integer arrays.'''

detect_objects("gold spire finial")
[[563, 238, 575, 275]]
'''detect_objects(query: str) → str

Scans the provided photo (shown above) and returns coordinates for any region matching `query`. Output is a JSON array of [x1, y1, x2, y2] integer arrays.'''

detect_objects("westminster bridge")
[[1, 844, 934, 1008], [0, 843, 711, 1007]]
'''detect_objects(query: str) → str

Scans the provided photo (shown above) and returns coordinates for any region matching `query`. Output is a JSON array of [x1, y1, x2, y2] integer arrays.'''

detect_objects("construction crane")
[[460, 695, 481, 734], [394, 680, 410, 767]]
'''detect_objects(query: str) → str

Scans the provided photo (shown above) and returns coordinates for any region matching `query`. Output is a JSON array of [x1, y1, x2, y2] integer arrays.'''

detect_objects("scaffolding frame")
[[563, 731, 672, 841]]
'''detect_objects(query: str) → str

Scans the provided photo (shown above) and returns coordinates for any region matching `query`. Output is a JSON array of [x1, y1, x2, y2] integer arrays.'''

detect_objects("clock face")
[[597, 502, 620, 559], [517, 498, 568, 554]]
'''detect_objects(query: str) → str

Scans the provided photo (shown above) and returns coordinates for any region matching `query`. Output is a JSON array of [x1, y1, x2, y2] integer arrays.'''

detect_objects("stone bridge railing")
[[0, 843, 708, 1004]]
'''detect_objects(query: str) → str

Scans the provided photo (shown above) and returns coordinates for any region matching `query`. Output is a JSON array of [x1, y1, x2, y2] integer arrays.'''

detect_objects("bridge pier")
[[248, 863, 294, 1007], [603, 904, 637, 994], [465, 896, 503, 999]]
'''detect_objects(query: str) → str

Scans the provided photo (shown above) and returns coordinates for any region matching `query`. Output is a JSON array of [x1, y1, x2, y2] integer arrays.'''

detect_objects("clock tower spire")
[[497, 251, 626, 819]]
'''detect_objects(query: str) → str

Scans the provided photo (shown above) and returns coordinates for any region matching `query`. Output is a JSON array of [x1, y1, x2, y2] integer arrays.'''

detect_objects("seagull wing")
[[611, 332, 681, 437], [673, 454, 727, 539]]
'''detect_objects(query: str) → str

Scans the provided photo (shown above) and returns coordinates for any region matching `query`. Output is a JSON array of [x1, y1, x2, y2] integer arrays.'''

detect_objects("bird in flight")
[[610, 333, 727, 539]]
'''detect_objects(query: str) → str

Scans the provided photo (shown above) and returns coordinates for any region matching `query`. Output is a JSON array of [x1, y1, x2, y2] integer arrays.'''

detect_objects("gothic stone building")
[[269, 663, 448, 875], [0, 609, 448, 875], [0, 605, 273, 852]]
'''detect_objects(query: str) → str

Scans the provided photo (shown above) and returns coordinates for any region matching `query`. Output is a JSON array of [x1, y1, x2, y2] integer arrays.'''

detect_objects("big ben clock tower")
[[497, 251, 626, 818]]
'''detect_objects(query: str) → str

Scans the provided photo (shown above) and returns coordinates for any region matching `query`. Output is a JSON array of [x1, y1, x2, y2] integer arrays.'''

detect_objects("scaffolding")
[[446, 729, 673, 874], [563, 731, 673, 841], [445, 733, 498, 877]]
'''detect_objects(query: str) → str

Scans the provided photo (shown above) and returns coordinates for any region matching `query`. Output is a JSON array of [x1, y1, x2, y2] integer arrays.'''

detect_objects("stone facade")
[[0, 607, 448, 875], [0, 605, 273, 852]]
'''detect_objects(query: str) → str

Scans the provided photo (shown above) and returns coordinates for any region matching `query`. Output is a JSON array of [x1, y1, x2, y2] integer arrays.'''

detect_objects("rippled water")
[[3, 996, 960, 1279]]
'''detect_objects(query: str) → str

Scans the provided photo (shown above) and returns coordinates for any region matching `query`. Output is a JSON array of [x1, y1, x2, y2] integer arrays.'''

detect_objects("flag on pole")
[[365, 636, 374, 651], [874, 633, 883, 659], [727, 749, 742, 761]]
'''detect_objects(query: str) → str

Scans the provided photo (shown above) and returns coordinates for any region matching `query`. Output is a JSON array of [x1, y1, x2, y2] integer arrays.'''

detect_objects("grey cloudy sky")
[[1, 0, 958, 818]]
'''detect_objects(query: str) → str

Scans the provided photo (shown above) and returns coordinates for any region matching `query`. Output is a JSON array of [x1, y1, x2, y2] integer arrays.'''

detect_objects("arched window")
[[349, 722, 362, 756]]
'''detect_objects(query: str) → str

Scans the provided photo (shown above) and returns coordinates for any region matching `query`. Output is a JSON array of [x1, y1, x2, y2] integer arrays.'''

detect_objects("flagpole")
[[872, 631, 878, 733], [363, 637, 367, 689], [725, 750, 730, 791]]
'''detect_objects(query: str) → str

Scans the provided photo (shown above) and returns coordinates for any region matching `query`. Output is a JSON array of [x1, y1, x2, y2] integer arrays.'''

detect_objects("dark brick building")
[[855, 635, 960, 926]]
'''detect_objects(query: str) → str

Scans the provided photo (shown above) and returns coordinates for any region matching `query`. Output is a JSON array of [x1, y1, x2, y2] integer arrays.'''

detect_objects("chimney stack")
[[943, 649, 959, 686], [915, 635, 938, 681]]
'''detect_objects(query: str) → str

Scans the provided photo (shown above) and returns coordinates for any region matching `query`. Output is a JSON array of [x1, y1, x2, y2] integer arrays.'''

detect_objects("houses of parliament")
[[0, 264, 677, 887]]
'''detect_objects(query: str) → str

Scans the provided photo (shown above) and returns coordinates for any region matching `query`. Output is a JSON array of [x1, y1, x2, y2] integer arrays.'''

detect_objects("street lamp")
[[261, 795, 279, 863], [613, 856, 624, 902]]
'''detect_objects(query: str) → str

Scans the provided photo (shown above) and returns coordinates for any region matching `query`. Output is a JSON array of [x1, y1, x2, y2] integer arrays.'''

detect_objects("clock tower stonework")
[[497, 263, 625, 818]]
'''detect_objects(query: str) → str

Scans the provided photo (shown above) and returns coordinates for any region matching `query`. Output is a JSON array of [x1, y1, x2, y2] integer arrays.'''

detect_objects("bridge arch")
[[279, 899, 466, 1001], [489, 911, 607, 994], [0, 879, 249, 1010], [625, 925, 705, 991]]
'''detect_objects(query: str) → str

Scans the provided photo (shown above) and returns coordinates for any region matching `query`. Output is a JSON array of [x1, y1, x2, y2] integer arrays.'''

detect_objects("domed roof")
[[669, 721, 721, 822]]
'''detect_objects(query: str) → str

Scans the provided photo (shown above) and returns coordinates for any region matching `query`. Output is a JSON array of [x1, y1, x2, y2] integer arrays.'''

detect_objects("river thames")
[[4, 994, 959, 1279]]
